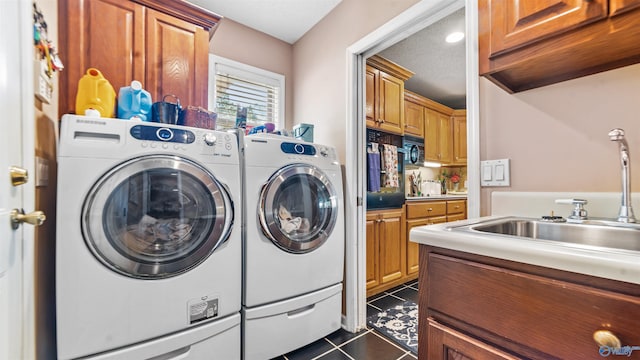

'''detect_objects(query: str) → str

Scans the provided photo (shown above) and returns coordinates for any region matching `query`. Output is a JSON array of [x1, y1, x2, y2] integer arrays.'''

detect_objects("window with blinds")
[[209, 56, 285, 131]]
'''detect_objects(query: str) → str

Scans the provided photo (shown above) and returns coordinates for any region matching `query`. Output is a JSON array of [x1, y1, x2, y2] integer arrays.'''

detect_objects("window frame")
[[208, 55, 285, 130]]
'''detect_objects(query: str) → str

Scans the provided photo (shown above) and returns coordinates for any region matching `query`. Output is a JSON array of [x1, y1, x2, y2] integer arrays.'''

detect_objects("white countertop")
[[406, 194, 467, 201], [409, 216, 640, 285]]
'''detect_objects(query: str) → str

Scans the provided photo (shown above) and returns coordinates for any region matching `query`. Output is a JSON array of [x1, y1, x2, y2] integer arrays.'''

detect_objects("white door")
[[1, 0, 37, 359]]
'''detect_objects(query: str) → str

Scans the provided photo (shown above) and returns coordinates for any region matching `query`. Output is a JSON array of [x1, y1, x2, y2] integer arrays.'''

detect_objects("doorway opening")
[[343, 0, 480, 332]]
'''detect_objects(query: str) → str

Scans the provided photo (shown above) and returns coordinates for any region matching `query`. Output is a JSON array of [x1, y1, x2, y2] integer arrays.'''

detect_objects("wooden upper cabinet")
[[404, 91, 425, 138], [425, 108, 452, 164], [365, 55, 413, 135], [479, 0, 640, 92], [451, 110, 467, 166], [378, 72, 405, 134], [145, 8, 209, 109], [365, 65, 378, 128], [58, 0, 145, 116], [59, 0, 220, 116], [489, 0, 607, 57]]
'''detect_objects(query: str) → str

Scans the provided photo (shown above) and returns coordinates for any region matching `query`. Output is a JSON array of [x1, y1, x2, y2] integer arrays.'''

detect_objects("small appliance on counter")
[[366, 129, 404, 209]]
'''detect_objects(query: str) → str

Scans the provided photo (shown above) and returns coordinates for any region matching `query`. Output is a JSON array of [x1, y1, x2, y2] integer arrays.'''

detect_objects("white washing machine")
[[242, 134, 345, 360], [56, 115, 241, 360]]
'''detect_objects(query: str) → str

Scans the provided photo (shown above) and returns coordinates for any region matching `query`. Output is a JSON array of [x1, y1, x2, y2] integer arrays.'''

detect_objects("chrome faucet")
[[608, 128, 636, 223]]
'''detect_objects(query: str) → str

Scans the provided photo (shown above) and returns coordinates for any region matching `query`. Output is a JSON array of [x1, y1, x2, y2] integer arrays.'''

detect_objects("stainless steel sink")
[[451, 217, 640, 253]]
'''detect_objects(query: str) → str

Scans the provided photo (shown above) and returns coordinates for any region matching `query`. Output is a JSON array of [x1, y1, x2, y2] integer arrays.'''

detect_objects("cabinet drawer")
[[427, 253, 640, 359], [406, 201, 446, 219], [446, 213, 466, 222], [446, 200, 465, 215]]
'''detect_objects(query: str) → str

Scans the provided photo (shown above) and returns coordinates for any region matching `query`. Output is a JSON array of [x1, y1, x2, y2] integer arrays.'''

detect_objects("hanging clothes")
[[381, 144, 399, 188], [367, 143, 381, 192]]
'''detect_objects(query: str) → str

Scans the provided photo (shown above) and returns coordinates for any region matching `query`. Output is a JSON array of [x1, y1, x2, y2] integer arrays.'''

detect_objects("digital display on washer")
[[280, 142, 316, 156], [130, 125, 196, 144]]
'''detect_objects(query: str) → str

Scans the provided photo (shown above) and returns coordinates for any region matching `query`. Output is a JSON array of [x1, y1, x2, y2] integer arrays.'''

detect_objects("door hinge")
[[357, 196, 363, 206]]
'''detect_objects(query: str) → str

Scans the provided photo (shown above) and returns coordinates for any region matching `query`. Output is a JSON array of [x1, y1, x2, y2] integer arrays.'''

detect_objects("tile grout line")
[[369, 326, 416, 354], [325, 328, 373, 349]]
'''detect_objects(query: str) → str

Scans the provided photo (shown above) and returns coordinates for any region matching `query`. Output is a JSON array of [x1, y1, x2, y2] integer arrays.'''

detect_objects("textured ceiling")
[[187, 0, 343, 44], [188, 1, 466, 109], [377, 8, 466, 109]]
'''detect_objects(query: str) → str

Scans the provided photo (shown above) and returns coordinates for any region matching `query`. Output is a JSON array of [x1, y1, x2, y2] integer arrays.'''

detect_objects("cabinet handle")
[[377, 118, 385, 124], [593, 330, 621, 349], [455, 205, 460, 209], [427, 208, 433, 212]]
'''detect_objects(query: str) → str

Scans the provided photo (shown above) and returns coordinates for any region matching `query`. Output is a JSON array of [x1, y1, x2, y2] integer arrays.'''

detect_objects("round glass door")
[[82, 155, 234, 279], [258, 163, 339, 253]]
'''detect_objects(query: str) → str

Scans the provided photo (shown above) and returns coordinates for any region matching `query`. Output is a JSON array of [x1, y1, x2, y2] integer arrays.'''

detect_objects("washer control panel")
[[130, 125, 196, 144], [280, 142, 316, 156]]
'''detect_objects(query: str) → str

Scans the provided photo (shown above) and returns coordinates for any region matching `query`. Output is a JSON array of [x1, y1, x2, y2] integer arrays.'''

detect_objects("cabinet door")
[[377, 72, 404, 134], [488, 0, 607, 57], [404, 100, 424, 138], [426, 319, 522, 360], [424, 108, 439, 162], [406, 218, 429, 276], [59, 0, 145, 115], [379, 210, 404, 285], [452, 110, 467, 166], [365, 214, 379, 290], [438, 112, 452, 164], [610, 0, 640, 16], [406, 215, 446, 276], [145, 8, 209, 108], [365, 65, 378, 128]]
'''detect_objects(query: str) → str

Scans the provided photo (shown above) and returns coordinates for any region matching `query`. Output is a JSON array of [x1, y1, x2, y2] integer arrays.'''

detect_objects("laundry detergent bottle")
[[75, 68, 116, 118], [117, 80, 152, 121]]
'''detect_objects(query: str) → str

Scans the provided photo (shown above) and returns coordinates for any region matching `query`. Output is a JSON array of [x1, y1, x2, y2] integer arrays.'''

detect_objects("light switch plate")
[[480, 159, 510, 187]]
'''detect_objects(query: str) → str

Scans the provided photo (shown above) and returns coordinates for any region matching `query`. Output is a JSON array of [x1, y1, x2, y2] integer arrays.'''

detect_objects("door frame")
[[343, 0, 480, 331], [1, 0, 37, 357]]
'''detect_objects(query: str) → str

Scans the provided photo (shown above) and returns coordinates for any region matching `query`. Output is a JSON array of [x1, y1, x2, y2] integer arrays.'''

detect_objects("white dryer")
[[242, 134, 345, 360], [56, 115, 241, 359]]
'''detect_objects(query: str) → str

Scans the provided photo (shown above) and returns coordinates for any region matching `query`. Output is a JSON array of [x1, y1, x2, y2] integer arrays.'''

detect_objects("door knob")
[[9, 166, 28, 186], [593, 330, 621, 349], [10, 209, 46, 230]]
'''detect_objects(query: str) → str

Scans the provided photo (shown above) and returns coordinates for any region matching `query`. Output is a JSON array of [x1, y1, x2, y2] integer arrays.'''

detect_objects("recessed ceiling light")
[[445, 31, 465, 43]]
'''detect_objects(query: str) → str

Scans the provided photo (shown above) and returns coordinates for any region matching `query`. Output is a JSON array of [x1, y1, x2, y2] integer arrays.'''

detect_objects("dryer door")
[[258, 163, 339, 253], [82, 155, 234, 279]]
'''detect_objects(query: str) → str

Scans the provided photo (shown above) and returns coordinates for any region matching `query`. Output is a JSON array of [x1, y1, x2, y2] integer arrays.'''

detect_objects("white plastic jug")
[[117, 80, 152, 121]]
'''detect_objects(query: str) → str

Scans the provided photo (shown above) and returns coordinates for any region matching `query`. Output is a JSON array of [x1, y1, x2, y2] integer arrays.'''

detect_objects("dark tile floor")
[[271, 280, 419, 360]]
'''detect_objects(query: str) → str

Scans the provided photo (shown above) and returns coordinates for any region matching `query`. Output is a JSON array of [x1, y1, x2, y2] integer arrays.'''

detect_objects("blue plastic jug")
[[117, 80, 152, 121]]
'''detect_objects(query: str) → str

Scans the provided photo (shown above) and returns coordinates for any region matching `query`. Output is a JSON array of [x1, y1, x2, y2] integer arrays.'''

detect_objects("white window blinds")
[[209, 56, 284, 130]]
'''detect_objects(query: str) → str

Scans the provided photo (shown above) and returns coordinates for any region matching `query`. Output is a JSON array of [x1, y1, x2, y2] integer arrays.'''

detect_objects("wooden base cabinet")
[[406, 199, 466, 277], [366, 208, 406, 297], [418, 246, 640, 360], [427, 319, 520, 360], [405, 201, 447, 277], [59, 0, 220, 117]]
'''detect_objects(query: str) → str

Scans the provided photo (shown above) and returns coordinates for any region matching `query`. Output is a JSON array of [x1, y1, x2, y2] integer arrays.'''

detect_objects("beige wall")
[[210, 18, 294, 128], [479, 63, 640, 216], [292, 0, 420, 163]]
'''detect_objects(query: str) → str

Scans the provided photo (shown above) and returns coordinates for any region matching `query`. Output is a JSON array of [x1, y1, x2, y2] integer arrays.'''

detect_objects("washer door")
[[82, 155, 234, 279], [258, 163, 339, 254]]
